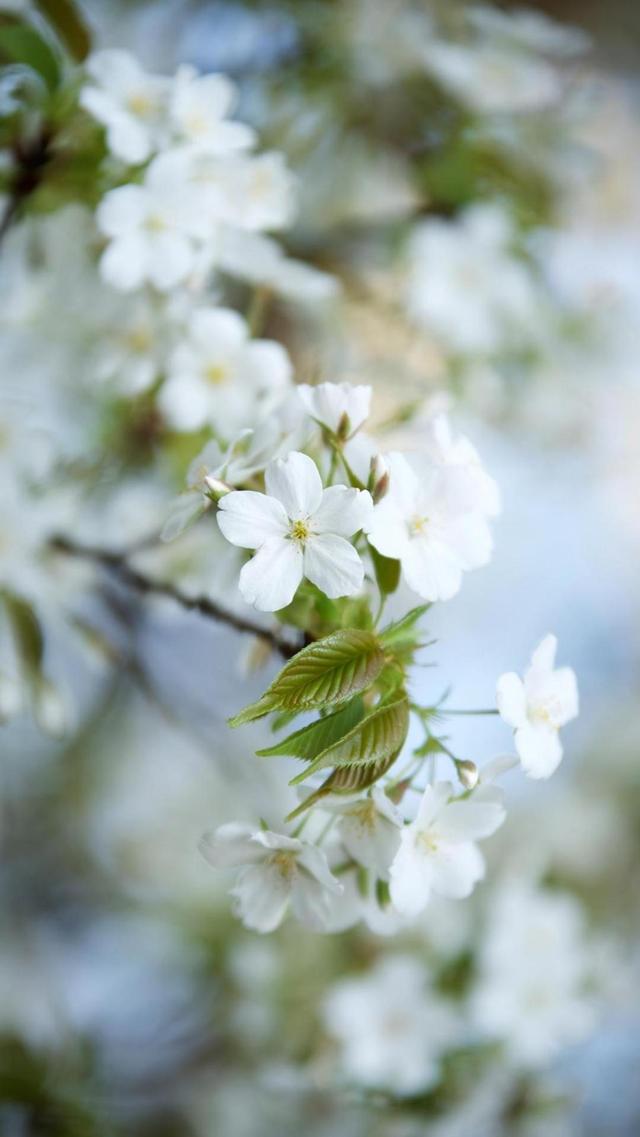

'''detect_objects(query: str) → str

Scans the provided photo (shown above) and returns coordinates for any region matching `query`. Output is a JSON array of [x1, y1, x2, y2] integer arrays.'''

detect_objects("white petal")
[[96, 185, 147, 236], [99, 237, 146, 291], [313, 486, 373, 537], [158, 375, 213, 431], [199, 823, 266, 868], [265, 451, 323, 518], [339, 812, 401, 879], [436, 791, 505, 842], [389, 829, 433, 917], [402, 537, 463, 602], [217, 491, 288, 549], [296, 842, 343, 893], [552, 667, 579, 724], [290, 875, 334, 930], [246, 340, 292, 391], [444, 512, 493, 569], [147, 232, 194, 290], [431, 841, 485, 899], [416, 781, 454, 828], [367, 499, 411, 560], [303, 533, 364, 598], [530, 633, 558, 673], [239, 539, 303, 610], [496, 671, 527, 727], [190, 306, 247, 350], [514, 720, 563, 779], [231, 863, 290, 932]]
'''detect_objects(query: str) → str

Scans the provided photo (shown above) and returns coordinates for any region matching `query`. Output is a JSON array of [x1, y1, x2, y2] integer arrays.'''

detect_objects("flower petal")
[[431, 841, 485, 899], [436, 790, 505, 842], [313, 486, 373, 537], [303, 533, 364, 598], [389, 829, 433, 917], [231, 863, 290, 932], [217, 491, 288, 549], [199, 822, 266, 868], [239, 538, 303, 610], [514, 720, 563, 779], [402, 537, 463, 602], [496, 671, 527, 727], [265, 451, 323, 517]]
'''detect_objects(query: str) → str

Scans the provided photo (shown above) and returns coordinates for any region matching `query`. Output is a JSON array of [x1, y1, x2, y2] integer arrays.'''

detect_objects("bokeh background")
[[2, 2, 640, 1134]]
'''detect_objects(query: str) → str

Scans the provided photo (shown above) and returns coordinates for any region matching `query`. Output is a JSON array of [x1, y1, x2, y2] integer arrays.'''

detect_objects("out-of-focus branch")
[[0, 129, 53, 248], [49, 535, 302, 660]]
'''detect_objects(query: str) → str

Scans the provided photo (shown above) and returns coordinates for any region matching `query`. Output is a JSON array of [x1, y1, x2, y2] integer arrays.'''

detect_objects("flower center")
[[530, 697, 563, 729], [127, 91, 156, 118], [289, 519, 311, 544], [347, 799, 377, 831], [204, 363, 228, 386], [409, 514, 429, 538], [418, 830, 439, 854], [124, 326, 152, 354], [269, 851, 297, 880], [144, 212, 168, 233]]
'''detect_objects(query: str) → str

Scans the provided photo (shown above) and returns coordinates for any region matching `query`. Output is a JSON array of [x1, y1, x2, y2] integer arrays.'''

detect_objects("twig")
[[49, 534, 302, 660]]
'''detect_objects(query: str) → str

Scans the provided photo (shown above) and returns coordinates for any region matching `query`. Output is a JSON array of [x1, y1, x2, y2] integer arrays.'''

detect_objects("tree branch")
[[49, 535, 302, 660]]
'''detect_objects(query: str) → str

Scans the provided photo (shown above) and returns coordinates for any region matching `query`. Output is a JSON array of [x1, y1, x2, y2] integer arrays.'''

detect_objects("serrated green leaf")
[[35, 0, 91, 61], [0, 20, 61, 91], [290, 694, 409, 784], [257, 696, 364, 760], [229, 629, 384, 726], [3, 591, 44, 673], [370, 546, 400, 596], [379, 604, 431, 648], [287, 745, 402, 821]]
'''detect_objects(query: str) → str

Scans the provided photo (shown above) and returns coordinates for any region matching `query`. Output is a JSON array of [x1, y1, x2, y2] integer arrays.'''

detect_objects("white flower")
[[216, 229, 337, 302], [217, 451, 373, 611], [80, 50, 170, 164], [389, 782, 505, 918], [297, 381, 371, 437], [323, 956, 456, 1095], [225, 152, 297, 232], [496, 635, 578, 779], [92, 293, 167, 395], [423, 413, 501, 517], [406, 204, 539, 355], [97, 159, 206, 291], [199, 823, 342, 933], [366, 451, 493, 602], [421, 39, 560, 114], [321, 787, 403, 878], [169, 65, 255, 153], [158, 308, 291, 433], [471, 882, 597, 1066]]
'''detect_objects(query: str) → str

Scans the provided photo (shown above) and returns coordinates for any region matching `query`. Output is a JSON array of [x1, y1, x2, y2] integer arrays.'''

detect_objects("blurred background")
[[1, 1, 640, 1134]]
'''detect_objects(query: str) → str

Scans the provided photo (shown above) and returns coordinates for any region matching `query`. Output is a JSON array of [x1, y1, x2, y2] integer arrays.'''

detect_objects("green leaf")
[[379, 604, 430, 649], [229, 629, 385, 726], [370, 546, 400, 596], [3, 591, 44, 673], [287, 742, 403, 821], [257, 696, 364, 760], [34, 0, 91, 61], [0, 20, 61, 92], [290, 694, 409, 784]]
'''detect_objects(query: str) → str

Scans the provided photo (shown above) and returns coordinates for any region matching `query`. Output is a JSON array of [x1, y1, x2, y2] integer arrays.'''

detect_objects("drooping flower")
[[389, 782, 505, 918], [297, 381, 372, 438], [80, 50, 170, 164], [217, 451, 372, 611], [366, 451, 493, 601], [199, 823, 342, 933], [158, 307, 291, 433], [496, 634, 578, 779], [321, 787, 403, 878], [323, 955, 456, 1095]]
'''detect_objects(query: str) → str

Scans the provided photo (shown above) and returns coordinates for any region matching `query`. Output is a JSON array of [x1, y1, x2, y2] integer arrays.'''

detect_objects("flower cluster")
[[195, 381, 579, 934]]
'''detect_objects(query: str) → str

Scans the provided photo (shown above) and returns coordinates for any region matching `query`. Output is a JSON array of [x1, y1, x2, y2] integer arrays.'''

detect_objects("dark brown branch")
[[49, 535, 302, 660]]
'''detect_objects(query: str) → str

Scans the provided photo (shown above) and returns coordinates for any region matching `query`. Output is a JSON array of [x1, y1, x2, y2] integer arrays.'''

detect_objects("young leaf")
[[229, 629, 384, 726], [0, 20, 61, 92], [3, 591, 44, 674], [287, 745, 402, 821], [379, 604, 430, 649], [290, 694, 409, 784], [370, 546, 400, 596], [256, 696, 364, 760], [34, 0, 91, 61]]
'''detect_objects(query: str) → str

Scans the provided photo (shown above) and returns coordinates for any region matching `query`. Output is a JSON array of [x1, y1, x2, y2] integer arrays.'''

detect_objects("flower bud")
[[336, 411, 352, 442], [456, 759, 479, 790], [368, 454, 389, 503], [204, 475, 231, 501]]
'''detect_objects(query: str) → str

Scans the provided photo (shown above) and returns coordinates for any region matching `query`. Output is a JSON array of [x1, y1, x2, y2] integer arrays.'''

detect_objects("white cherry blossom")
[[223, 152, 297, 232], [169, 66, 255, 153], [321, 787, 403, 878], [421, 39, 561, 114], [158, 307, 291, 433], [199, 823, 342, 933], [80, 50, 170, 164], [424, 413, 501, 517], [323, 955, 456, 1095], [297, 381, 371, 438], [97, 160, 207, 291], [366, 451, 493, 602], [496, 634, 578, 779], [217, 451, 373, 611], [389, 782, 505, 918]]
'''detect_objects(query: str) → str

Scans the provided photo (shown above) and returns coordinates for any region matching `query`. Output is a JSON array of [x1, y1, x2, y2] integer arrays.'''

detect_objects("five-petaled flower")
[[389, 782, 505, 917], [217, 451, 373, 611], [496, 634, 579, 778], [199, 823, 342, 933]]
